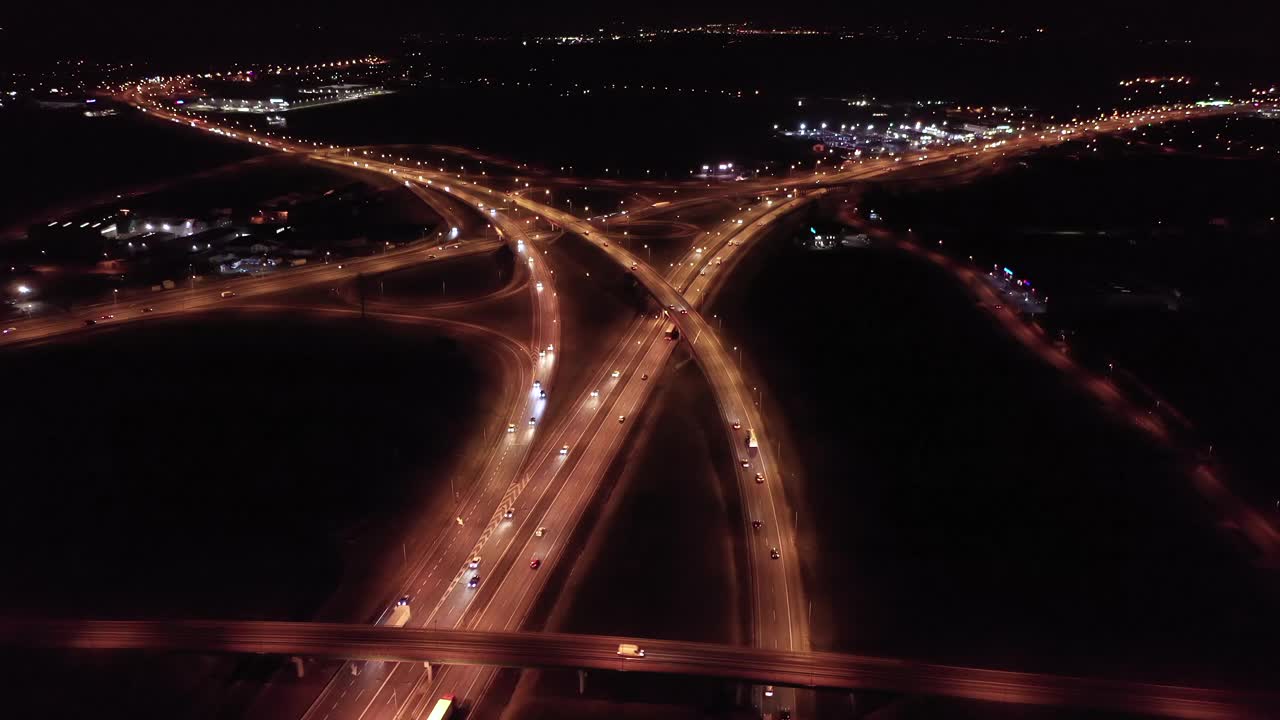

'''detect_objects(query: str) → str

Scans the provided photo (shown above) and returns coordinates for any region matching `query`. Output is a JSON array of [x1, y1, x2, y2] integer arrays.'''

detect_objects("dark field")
[[124, 154, 442, 228], [374, 244, 516, 304], [863, 120, 1280, 517], [1, 103, 266, 237], [0, 312, 500, 621], [714, 232, 1280, 690]]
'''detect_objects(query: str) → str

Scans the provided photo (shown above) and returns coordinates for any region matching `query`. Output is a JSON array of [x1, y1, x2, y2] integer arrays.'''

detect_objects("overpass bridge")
[[1, 619, 1273, 720]]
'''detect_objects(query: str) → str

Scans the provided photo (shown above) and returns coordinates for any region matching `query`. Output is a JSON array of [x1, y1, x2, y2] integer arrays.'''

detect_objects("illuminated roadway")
[[387, 193, 818, 720], [0, 237, 500, 348], [4, 619, 1275, 720], [93, 86, 1278, 718], [317, 108, 1280, 719], [285, 158, 807, 718]]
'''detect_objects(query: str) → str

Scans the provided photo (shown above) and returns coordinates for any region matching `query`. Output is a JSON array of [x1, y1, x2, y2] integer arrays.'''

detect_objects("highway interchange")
[[1, 78, 1274, 720]]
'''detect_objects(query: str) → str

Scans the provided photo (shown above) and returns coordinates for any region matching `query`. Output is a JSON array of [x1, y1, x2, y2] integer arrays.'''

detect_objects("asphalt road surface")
[[5, 619, 1275, 720]]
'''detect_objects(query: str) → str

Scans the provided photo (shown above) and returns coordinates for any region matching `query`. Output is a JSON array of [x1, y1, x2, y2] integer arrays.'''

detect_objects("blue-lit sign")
[[1002, 267, 1013, 276]]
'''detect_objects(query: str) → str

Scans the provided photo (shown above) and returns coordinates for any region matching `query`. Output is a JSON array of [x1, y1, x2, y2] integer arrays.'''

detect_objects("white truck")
[[386, 598, 411, 627]]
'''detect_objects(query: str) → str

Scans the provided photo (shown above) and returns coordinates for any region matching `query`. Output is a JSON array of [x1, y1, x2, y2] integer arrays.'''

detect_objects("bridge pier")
[[577, 669, 587, 695], [290, 657, 305, 678], [424, 662, 433, 684], [350, 662, 360, 676]]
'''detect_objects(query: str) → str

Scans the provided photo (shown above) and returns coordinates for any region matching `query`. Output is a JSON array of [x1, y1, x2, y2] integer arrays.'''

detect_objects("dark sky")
[[4, 1, 1276, 62]]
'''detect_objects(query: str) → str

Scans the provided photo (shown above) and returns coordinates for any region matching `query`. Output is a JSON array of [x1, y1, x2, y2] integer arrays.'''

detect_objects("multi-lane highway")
[[0, 236, 501, 348], [5, 619, 1275, 720], [269, 160, 797, 718], [391, 195, 813, 719], [60, 84, 1276, 720]]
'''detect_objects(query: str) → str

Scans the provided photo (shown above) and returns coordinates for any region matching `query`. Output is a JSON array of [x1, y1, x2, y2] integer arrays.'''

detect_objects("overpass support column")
[[291, 657, 305, 678], [577, 669, 587, 695], [424, 662, 433, 684], [350, 662, 360, 676]]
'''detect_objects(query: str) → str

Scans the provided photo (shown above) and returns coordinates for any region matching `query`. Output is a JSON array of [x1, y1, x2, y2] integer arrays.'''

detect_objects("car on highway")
[[83, 319, 97, 326], [590, 389, 600, 398], [630, 263, 638, 271], [141, 307, 154, 313], [539, 389, 547, 399], [666, 304, 676, 311], [679, 308, 688, 315], [740, 459, 750, 468], [535, 526, 547, 537], [641, 373, 648, 380], [529, 557, 541, 570], [731, 422, 741, 430], [539, 349, 546, 358], [618, 415, 626, 423], [219, 291, 236, 298], [755, 472, 765, 484], [611, 370, 621, 378], [397, 595, 410, 606], [469, 555, 482, 569], [770, 547, 780, 559], [504, 508, 515, 519], [468, 575, 480, 588], [616, 643, 645, 658], [699, 269, 706, 276], [533, 380, 541, 389], [752, 520, 763, 531], [528, 416, 536, 426], [560, 445, 569, 456], [764, 685, 775, 698], [535, 281, 544, 291], [1, 327, 15, 335], [99, 314, 114, 320], [507, 423, 516, 433]]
